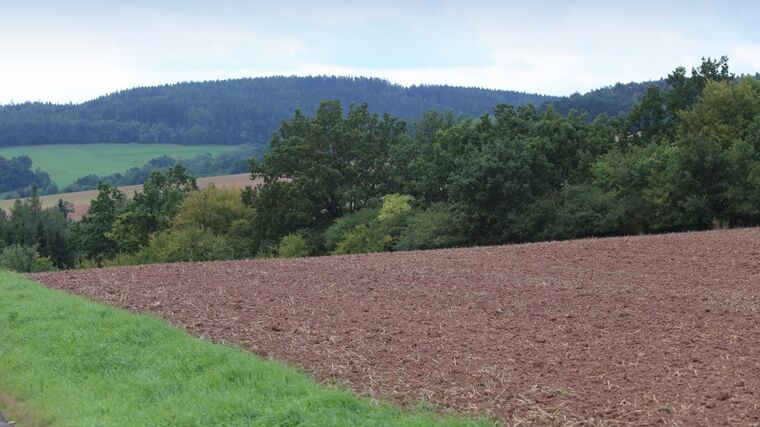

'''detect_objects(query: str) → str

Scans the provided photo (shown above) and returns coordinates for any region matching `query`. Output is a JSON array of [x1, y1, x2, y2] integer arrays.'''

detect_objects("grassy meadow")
[[0, 271, 485, 426], [0, 144, 238, 188]]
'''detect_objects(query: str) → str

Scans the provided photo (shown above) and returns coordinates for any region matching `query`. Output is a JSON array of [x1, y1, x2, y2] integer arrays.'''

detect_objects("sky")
[[1, 0, 759, 104]]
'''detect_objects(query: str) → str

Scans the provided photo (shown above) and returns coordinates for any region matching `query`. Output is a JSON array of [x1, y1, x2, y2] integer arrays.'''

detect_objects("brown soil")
[[31, 229, 760, 425]]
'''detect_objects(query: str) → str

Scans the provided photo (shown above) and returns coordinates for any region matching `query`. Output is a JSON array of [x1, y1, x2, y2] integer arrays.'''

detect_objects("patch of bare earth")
[[32, 229, 760, 425]]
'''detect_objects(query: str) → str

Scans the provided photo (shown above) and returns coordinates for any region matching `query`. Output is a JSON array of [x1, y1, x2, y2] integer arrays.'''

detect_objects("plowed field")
[[32, 229, 760, 425]]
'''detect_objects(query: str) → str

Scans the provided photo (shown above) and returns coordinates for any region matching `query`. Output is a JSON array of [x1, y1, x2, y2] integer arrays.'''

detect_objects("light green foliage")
[[0, 272, 485, 426], [333, 224, 391, 255], [0, 144, 235, 188], [0, 244, 56, 272], [278, 233, 309, 258], [117, 228, 235, 265], [329, 194, 415, 255], [169, 185, 257, 259], [378, 194, 414, 222], [678, 78, 760, 144], [173, 186, 248, 235], [323, 207, 379, 252]]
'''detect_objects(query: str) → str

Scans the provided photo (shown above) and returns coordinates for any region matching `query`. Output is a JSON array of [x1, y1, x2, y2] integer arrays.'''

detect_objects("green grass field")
[[0, 271, 486, 427], [0, 144, 238, 188]]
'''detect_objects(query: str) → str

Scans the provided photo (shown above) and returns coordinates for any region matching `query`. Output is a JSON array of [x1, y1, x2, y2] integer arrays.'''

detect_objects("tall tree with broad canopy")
[[250, 101, 407, 240]]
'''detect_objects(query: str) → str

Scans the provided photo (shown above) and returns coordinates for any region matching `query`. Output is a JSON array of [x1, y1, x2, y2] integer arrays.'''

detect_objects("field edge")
[[0, 271, 487, 427]]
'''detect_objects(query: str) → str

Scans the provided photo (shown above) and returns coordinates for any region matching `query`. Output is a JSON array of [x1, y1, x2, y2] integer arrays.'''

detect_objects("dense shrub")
[[120, 228, 235, 265], [278, 233, 309, 258], [172, 186, 249, 234], [395, 203, 464, 250], [332, 224, 391, 255], [0, 245, 57, 273], [323, 207, 379, 252]]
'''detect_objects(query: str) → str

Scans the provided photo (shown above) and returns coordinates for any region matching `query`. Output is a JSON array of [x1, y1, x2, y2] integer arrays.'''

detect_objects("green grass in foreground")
[[0, 271, 487, 426], [0, 144, 237, 188]]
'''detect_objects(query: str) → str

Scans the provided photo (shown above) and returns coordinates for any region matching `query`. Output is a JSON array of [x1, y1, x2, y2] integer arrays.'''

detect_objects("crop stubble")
[[32, 229, 760, 425]]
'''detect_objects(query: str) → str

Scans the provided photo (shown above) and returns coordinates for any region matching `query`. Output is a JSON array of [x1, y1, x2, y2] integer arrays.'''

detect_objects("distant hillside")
[[0, 76, 658, 147], [551, 80, 668, 118]]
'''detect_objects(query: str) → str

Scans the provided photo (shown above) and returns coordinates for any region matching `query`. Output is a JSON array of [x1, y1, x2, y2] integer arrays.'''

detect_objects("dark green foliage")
[[252, 101, 406, 242], [448, 135, 553, 244], [0, 75, 678, 151], [628, 85, 671, 141], [62, 145, 265, 192], [4, 57, 760, 268], [72, 183, 128, 264], [0, 188, 74, 269], [0, 244, 57, 272], [324, 207, 380, 253], [249, 181, 316, 249], [107, 165, 197, 254], [0, 155, 57, 196], [395, 203, 465, 250], [0, 77, 554, 148], [537, 185, 624, 241], [37, 208, 76, 268], [0, 209, 7, 248], [550, 80, 668, 119]]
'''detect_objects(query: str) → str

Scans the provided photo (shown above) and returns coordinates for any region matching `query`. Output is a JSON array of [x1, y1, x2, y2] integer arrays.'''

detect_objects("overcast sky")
[[1, 0, 759, 104]]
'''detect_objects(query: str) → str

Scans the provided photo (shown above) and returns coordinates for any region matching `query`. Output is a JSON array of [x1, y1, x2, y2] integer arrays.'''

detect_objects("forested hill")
[[0, 76, 658, 147], [552, 80, 668, 118]]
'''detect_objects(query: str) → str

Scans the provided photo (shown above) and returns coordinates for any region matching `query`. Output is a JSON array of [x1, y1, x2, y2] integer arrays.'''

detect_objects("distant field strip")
[[0, 271, 482, 427], [0, 144, 238, 188], [0, 173, 257, 220]]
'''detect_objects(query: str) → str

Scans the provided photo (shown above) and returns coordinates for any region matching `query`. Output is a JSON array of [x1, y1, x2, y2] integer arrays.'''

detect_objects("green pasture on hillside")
[[0, 271, 486, 426], [0, 144, 238, 188]]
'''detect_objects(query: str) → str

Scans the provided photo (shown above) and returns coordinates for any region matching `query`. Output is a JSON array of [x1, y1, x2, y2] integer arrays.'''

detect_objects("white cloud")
[[730, 44, 760, 73], [0, 1, 757, 103]]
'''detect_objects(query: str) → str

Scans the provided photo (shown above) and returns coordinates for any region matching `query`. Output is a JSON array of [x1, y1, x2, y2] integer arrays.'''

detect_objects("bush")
[[0, 244, 57, 272], [378, 194, 414, 222], [323, 207, 379, 252], [332, 224, 391, 255], [172, 186, 259, 258], [120, 228, 235, 265], [539, 185, 624, 241], [172, 186, 249, 235], [278, 233, 309, 258], [395, 203, 465, 250]]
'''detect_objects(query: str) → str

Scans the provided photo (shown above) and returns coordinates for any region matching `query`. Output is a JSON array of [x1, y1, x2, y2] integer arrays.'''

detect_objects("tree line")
[[0, 155, 58, 196], [1, 57, 758, 272], [62, 145, 265, 192], [1, 145, 264, 198], [0, 76, 655, 148]]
